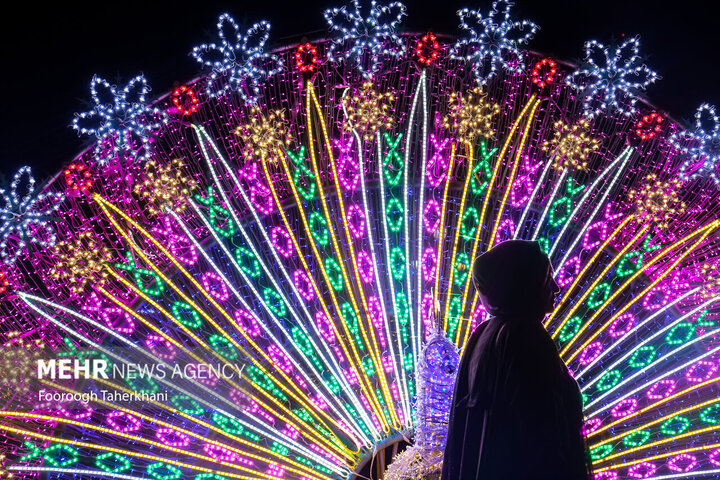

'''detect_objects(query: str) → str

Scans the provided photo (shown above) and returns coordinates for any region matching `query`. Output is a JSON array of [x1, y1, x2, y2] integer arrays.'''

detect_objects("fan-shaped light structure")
[[1, 3, 720, 480]]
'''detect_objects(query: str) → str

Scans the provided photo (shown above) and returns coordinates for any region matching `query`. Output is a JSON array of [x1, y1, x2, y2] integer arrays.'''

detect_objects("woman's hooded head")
[[472, 240, 557, 317]]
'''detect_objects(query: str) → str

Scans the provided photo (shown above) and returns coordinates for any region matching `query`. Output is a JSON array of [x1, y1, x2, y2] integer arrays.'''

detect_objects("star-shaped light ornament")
[[0, 167, 65, 265], [542, 119, 602, 171], [72, 75, 169, 165], [235, 108, 292, 163], [449, 0, 538, 86], [566, 36, 659, 118], [50, 231, 112, 293], [324, 0, 407, 79], [192, 14, 284, 103], [669, 104, 720, 188], [442, 87, 500, 143]]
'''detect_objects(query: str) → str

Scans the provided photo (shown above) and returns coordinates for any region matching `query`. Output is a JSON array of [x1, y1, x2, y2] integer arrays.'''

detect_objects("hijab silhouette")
[[441, 240, 591, 480]]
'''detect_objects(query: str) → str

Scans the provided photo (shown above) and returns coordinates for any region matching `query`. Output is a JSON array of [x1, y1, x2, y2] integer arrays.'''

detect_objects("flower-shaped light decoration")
[[0, 332, 45, 397], [0, 167, 64, 265], [542, 118, 602, 171], [191, 14, 284, 103], [50, 231, 112, 293], [566, 36, 659, 118], [628, 174, 686, 230], [324, 0, 407, 79], [635, 111, 664, 141], [133, 159, 198, 215], [235, 108, 292, 163], [72, 75, 169, 165], [449, 1, 538, 87], [442, 87, 500, 144], [341, 81, 395, 141], [669, 104, 720, 187]]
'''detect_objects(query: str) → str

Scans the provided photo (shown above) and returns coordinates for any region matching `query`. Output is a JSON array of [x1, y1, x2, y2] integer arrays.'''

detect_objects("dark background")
[[1, 0, 717, 182]]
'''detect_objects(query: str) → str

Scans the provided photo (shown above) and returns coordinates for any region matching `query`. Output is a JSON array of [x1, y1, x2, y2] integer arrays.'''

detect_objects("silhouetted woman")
[[441, 240, 590, 480]]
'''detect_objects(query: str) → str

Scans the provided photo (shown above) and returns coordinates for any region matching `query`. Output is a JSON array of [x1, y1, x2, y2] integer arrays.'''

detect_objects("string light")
[[191, 14, 283, 102], [324, 0, 407, 79], [0, 166, 65, 265], [235, 107, 291, 163], [295, 43, 320, 73], [0, 332, 44, 397], [50, 231, 112, 293], [171, 85, 199, 115], [542, 118, 601, 171], [63, 163, 93, 193], [635, 111, 664, 141], [72, 75, 169, 164], [566, 36, 659, 118], [341, 81, 395, 141], [133, 159, 198, 215], [628, 174, 686, 230], [415, 33, 440, 66], [669, 103, 720, 186], [442, 87, 499, 143], [531, 57, 558, 89], [450, 1, 538, 86]]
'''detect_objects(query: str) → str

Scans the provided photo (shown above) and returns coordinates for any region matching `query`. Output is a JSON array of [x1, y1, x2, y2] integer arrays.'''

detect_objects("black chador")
[[442, 240, 591, 480]]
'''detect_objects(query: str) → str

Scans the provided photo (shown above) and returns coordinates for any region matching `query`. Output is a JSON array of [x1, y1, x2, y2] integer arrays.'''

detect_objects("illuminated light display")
[[72, 75, 169, 164], [635, 111, 664, 141], [531, 57, 558, 89], [670, 103, 720, 187], [566, 36, 659, 118], [341, 81, 395, 141], [450, 1, 538, 86], [442, 87, 500, 143], [1, 4, 719, 480], [415, 32, 440, 66], [628, 174, 686, 230], [133, 159, 198, 215], [235, 107, 291, 164], [191, 14, 283, 102], [542, 118, 601, 171], [171, 85, 199, 116], [295, 42, 320, 73], [49, 231, 112, 293]]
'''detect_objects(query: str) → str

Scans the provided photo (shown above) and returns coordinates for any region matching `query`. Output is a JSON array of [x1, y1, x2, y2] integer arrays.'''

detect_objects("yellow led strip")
[[589, 397, 719, 449], [441, 142, 473, 332], [593, 442, 720, 472], [306, 81, 398, 428], [0, 420, 265, 480], [40, 379, 330, 478], [93, 195, 351, 457], [432, 143, 457, 310], [262, 158, 389, 432], [563, 221, 718, 360], [547, 217, 639, 334], [590, 377, 720, 437], [487, 99, 541, 249], [458, 95, 538, 319]]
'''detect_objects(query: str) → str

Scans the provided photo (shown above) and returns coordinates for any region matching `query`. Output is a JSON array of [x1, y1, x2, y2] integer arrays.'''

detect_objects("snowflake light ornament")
[[192, 14, 284, 103], [133, 159, 198, 215], [449, 0, 538, 87], [50, 231, 112, 293], [324, 0, 407, 79], [72, 75, 169, 165], [566, 36, 659, 118], [542, 118, 601, 171], [0, 167, 64, 265], [442, 87, 500, 143], [628, 174, 686, 230], [669, 103, 720, 187], [341, 81, 395, 141]]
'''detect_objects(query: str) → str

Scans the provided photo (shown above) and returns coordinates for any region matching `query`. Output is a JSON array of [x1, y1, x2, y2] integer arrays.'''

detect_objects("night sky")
[[2, 0, 718, 184]]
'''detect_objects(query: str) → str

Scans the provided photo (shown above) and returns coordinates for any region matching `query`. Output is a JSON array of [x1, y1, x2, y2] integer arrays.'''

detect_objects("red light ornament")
[[295, 43, 320, 73], [63, 163, 93, 193], [171, 85, 199, 116], [531, 58, 558, 89], [415, 33, 440, 66], [635, 111, 664, 141], [0, 271, 9, 295]]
